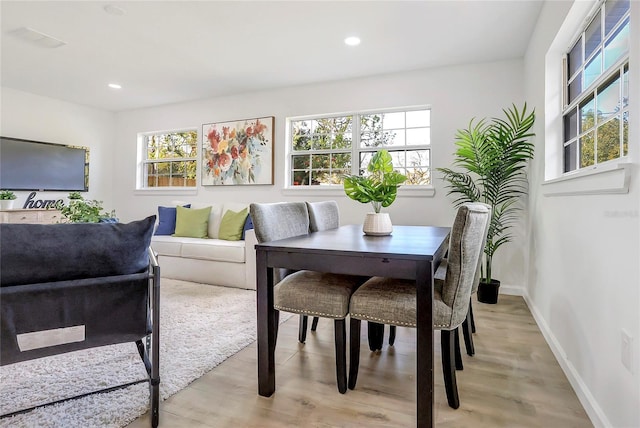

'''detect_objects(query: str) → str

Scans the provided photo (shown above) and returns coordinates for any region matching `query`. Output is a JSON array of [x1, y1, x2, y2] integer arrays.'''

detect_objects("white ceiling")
[[1, 1, 544, 112]]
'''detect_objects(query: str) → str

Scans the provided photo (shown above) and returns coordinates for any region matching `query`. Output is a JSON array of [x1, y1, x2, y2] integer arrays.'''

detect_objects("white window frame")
[[542, 0, 636, 196], [284, 106, 433, 196], [136, 128, 199, 193], [561, 0, 630, 174]]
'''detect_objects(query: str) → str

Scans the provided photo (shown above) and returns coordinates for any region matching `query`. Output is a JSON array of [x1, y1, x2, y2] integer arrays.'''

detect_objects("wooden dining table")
[[255, 224, 450, 427]]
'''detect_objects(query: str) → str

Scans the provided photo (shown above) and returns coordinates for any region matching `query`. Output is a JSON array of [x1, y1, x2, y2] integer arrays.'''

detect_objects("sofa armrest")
[[244, 229, 257, 290]]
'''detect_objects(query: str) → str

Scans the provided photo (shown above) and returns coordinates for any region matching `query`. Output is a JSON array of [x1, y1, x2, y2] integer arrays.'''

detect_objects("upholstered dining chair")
[[434, 202, 491, 358], [347, 203, 489, 408], [250, 201, 364, 393], [460, 202, 491, 356], [297, 200, 341, 343]]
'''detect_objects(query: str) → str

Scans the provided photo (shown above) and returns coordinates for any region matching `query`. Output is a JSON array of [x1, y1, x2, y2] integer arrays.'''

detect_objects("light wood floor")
[[128, 295, 592, 427]]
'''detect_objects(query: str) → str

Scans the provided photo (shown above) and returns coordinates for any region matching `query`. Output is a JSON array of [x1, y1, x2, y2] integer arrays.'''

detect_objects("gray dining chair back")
[[467, 202, 491, 295], [439, 203, 489, 329], [250, 202, 309, 283], [307, 201, 339, 232], [302, 200, 341, 338], [250, 202, 309, 243], [436, 202, 491, 356]]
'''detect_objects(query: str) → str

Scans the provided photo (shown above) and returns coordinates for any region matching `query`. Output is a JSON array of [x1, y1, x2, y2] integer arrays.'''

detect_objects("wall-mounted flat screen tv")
[[0, 136, 89, 191]]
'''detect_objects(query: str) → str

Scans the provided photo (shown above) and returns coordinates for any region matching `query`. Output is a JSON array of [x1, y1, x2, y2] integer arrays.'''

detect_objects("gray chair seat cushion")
[[349, 276, 453, 329], [349, 204, 489, 331], [275, 271, 363, 319]]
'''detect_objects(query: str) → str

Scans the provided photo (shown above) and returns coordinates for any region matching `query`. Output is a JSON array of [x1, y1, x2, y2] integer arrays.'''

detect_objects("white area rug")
[[0, 279, 276, 427]]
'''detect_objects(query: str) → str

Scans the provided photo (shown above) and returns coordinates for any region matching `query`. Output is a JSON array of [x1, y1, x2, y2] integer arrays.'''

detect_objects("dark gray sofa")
[[0, 216, 160, 427]]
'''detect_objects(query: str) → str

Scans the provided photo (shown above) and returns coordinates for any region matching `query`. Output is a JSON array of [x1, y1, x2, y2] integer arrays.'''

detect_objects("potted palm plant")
[[437, 104, 535, 303], [0, 190, 18, 210], [343, 149, 407, 235]]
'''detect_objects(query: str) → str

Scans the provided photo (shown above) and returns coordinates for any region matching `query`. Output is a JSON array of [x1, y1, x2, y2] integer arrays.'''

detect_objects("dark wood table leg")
[[416, 261, 434, 427], [256, 249, 276, 397]]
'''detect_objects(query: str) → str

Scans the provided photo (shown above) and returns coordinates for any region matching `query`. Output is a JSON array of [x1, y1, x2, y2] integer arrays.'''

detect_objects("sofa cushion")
[[155, 204, 190, 235], [174, 206, 211, 238], [151, 236, 246, 263], [191, 203, 223, 239], [181, 238, 246, 263], [188, 203, 250, 239], [219, 207, 249, 241], [1, 216, 156, 286], [149, 235, 183, 256]]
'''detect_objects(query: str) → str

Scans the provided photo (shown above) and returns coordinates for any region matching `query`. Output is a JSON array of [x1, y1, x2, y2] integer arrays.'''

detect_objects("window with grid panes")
[[289, 107, 431, 187], [563, 0, 629, 173], [139, 130, 198, 188]]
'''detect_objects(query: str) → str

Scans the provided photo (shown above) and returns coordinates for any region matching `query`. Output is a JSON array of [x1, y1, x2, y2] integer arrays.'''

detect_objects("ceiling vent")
[[9, 27, 67, 48]]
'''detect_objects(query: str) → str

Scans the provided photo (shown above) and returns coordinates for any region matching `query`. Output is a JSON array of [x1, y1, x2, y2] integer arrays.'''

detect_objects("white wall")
[[524, 1, 640, 427], [114, 59, 526, 289], [0, 87, 117, 210]]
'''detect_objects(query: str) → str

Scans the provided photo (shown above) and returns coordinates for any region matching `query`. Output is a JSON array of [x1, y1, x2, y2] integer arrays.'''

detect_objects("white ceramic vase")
[[0, 200, 15, 210], [363, 212, 393, 236]]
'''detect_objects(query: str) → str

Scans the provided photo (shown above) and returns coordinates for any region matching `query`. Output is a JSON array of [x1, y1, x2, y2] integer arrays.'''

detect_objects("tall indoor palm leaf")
[[438, 103, 535, 291]]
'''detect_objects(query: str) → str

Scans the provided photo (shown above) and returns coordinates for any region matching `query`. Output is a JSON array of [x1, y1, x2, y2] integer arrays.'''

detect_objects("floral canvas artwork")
[[202, 116, 274, 185]]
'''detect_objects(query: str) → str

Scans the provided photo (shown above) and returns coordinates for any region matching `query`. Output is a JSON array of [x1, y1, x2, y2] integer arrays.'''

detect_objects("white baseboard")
[[497, 283, 523, 296], [522, 292, 610, 428]]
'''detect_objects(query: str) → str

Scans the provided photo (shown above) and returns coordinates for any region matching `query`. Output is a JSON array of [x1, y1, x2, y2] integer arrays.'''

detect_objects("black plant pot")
[[477, 279, 500, 304]]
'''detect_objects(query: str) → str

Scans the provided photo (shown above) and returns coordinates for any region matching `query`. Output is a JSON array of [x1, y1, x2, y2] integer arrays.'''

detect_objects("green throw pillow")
[[218, 207, 249, 241], [173, 206, 211, 238]]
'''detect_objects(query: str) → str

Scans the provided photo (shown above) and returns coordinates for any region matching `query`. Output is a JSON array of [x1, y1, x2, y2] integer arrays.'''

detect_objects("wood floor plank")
[[127, 295, 592, 427]]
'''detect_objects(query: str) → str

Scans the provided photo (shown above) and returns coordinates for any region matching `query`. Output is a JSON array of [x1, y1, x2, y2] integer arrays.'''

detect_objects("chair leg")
[[311, 316, 319, 331], [389, 325, 396, 346], [367, 321, 384, 351], [334, 319, 347, 394], [348, 318, 361, 390], [441, 330, 460, 409], [274, 310, 280, 345], [469, 299, 476, 333], [454, 328, 463, 370], [298, 315, 308, 343], [462, 308, 475, 356]]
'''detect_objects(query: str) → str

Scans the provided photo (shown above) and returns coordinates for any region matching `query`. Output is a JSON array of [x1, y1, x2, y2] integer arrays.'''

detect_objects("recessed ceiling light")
[[108, 83, 122, 89], [344, 36, 361, 46]]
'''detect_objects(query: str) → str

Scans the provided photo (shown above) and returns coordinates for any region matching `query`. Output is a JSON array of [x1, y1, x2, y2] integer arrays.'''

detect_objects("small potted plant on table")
[[0, 190, 17, 210], [343, 149, 407, 235]]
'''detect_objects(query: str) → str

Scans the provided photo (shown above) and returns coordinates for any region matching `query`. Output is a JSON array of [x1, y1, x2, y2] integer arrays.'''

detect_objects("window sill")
[[281, 186, 436, 198], [134, 188, 198, 196], [542, 162, 632, 197]]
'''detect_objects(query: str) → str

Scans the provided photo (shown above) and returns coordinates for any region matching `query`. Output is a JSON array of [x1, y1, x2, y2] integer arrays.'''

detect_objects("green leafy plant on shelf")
[[60, 193, 116, 223], [67, 191, 83, 200], [343, 149, 407, 213], [0, 190, 17, 200]]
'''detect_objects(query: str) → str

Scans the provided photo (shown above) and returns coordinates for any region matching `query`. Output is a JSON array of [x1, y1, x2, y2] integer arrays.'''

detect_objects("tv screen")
[[0, 137, 88, 191]]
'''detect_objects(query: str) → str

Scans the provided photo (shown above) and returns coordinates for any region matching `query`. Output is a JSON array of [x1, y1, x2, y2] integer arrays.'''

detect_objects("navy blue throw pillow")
[[0, 215, 157, 286], [155, 204, 190, 235], [241, 214, 253, 240]]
